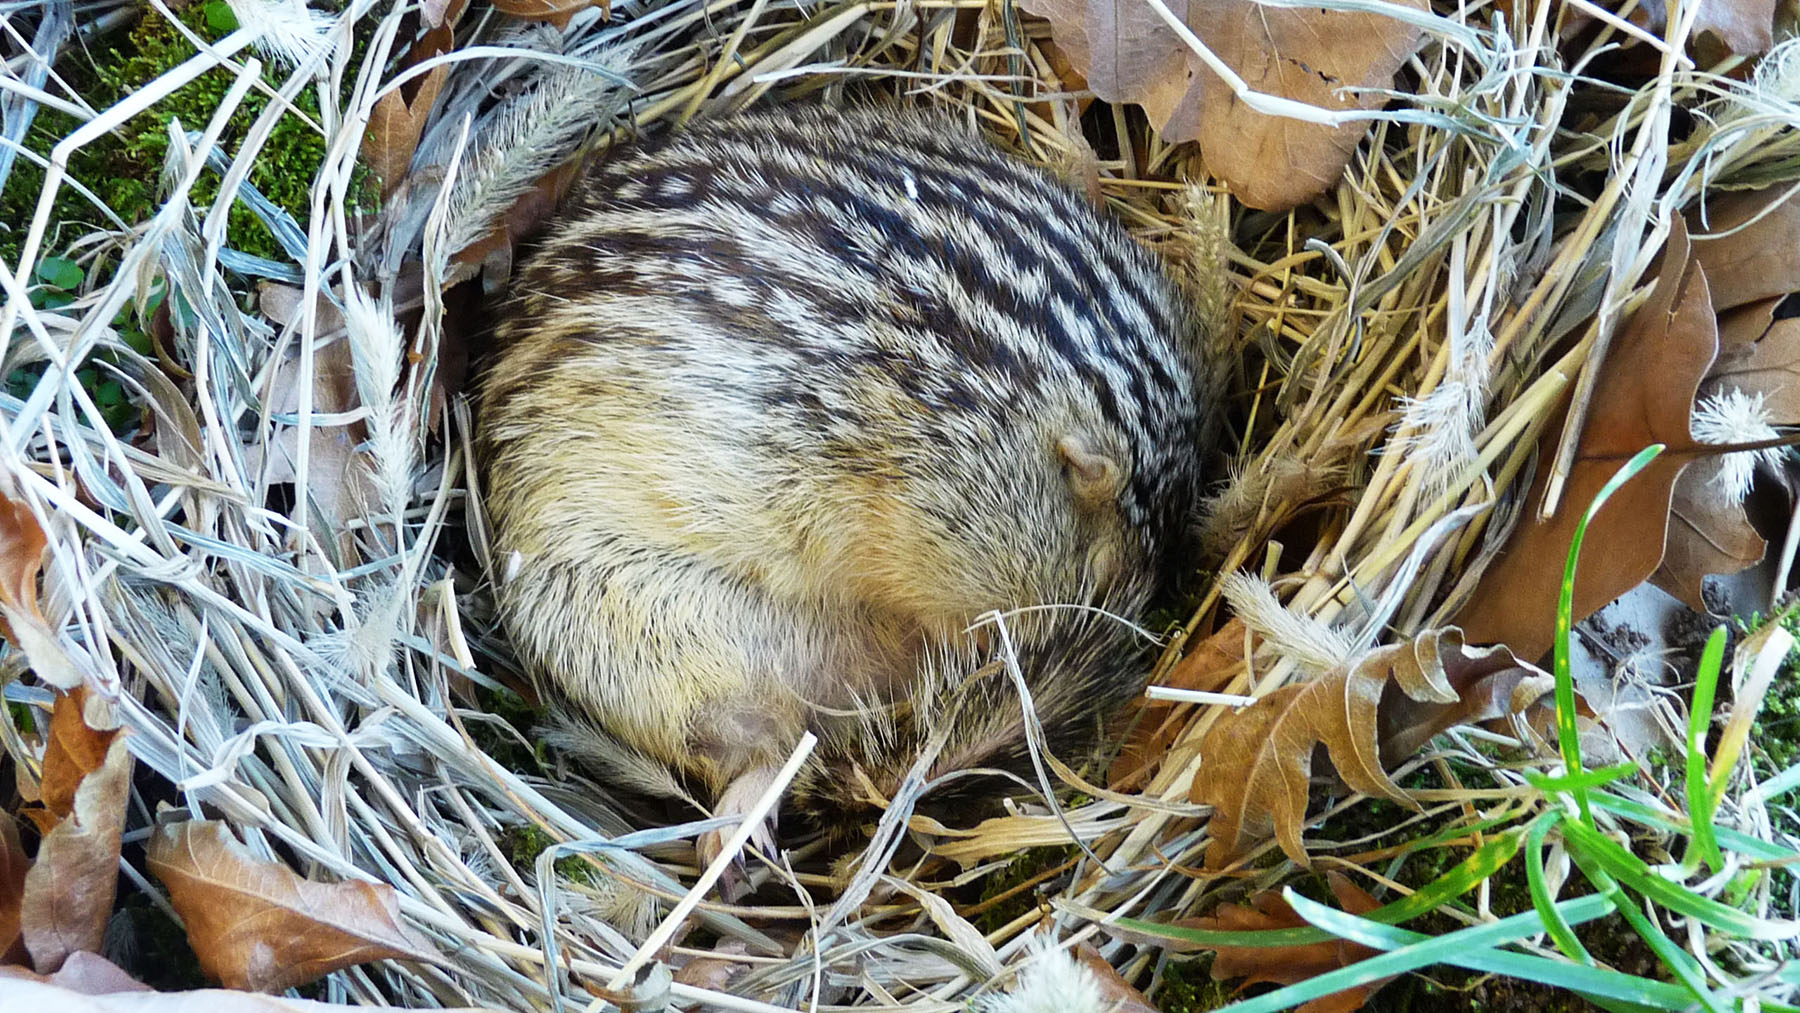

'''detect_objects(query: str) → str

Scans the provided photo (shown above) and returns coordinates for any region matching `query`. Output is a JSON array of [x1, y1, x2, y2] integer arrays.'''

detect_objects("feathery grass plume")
[[1390, 314, 1495, 495], [340, 286, 415, 521], [972, 939, 1107, 1013], [1692, 389, 1783, 502], [441, 58, 638, 258], [1220, 570, 1356, 673], [227, 0, 330, 69]]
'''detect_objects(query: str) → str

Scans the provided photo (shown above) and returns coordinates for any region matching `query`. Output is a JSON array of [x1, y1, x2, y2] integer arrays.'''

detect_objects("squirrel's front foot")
[[699, 766, 784, 900]]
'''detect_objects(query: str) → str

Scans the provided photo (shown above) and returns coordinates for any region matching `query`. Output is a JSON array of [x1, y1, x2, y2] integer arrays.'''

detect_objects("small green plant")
[[1120, 444, 1800, 1012], [11, 256, 160, 434]]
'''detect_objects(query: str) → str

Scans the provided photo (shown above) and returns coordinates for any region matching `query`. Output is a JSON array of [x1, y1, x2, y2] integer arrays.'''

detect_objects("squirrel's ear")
[[1057, 433, 1126, 507]]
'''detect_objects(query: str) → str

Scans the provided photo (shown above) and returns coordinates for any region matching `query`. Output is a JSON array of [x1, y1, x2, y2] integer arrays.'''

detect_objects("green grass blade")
[[1113, 829, 1524, 949], [1590, 792, 1800, 863], [1555, 443, 1665, 825], [1211, 894, 1620, 1013], [1685, 625, 1728, 874], [1562, 818, 1796, 939], [1565, 847, 1726, 1013], [1524, 760, 1641, 794], [1525, 809, 1591, 964]]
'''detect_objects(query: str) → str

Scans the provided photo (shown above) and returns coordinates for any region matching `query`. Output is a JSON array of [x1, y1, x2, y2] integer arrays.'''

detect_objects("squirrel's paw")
[[699, 766, 783, 900]]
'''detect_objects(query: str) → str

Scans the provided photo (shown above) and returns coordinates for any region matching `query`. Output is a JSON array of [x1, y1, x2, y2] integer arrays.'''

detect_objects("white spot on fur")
[[902, 171, 919, 201]]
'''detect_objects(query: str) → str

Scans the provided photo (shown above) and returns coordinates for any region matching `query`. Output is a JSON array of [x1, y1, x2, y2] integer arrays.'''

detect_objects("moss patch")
[[1, 1, 375, 271]]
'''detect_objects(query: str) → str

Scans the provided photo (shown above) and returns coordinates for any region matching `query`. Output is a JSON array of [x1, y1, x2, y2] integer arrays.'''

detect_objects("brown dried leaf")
[[1072, 946, 1156, 1013], [0, 483, 78, 688], [251, 329, 375, 557], [1639, 0, 1777, 56], [0, 952, 153, 995], [21, 734, 131, 973], [362, 29, 452, 194], [1195, 628, 1551, 868], [0, 483, 46, 637], [1018, 0, 1424, 210], [1109, 617, 1247, 788], [491, 0, 607, 25], [147, 820, 438, 992], [1181, 871, 1388, 1012], [1457, 218, 1718, 658], [1709, 317, 1800, 422], [0, 816, 28, 966], [1650, 457, 1767, 610], [1688, 187, 1800, 312], [35, 686, 121, 824]]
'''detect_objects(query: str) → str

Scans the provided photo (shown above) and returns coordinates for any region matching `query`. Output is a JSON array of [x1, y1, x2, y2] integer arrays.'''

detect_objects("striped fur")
[[478, 106, 1206, 825]]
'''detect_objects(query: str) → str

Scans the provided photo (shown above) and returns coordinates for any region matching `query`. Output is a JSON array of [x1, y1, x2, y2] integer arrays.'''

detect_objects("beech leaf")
[[21, 734, 132, 973], [1457, 218, 1717, 657], [1195, 628, 1552, 868], [1177, 871, 1388, 1012], [33, 686, 121, 826], [1017, 0, 1424, 210], [0, 483, 79, 689], [147, 820, 438, 992]]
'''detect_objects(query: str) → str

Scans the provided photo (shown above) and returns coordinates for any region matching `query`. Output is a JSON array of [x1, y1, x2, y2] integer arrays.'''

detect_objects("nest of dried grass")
[[6, 0, 1800, 1008]]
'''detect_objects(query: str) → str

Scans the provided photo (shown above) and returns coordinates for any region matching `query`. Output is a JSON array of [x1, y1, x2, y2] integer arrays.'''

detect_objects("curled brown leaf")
[[1195, 628, 1551, 868]]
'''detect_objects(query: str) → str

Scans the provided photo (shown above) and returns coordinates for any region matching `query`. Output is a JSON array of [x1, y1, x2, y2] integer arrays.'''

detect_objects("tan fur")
[[478, 106, 1208, 820]]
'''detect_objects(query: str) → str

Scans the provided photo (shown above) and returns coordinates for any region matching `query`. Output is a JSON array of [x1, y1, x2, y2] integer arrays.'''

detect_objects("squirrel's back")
[[479, 106, 1207, 828]]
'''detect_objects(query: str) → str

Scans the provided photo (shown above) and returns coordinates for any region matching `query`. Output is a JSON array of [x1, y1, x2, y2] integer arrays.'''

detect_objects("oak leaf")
[[1181, 872, 1388, 1012], [1195, 628, 1552, 868], [1017, 0, 1424, 210], [1457, 217, 1717, 656], [147, 820, 438, 992], [1651, 457, 1766, 610], [1688, 188, 1800, 311], [21, 734, 132, 973]]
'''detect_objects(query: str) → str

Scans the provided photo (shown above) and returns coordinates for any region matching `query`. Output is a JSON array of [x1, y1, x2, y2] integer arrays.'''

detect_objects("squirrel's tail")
[[786, 591, 1155, 831]]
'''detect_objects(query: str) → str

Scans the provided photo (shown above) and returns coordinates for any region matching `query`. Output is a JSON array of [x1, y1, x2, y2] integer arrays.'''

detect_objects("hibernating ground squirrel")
[[478, 105, 1213, 840]]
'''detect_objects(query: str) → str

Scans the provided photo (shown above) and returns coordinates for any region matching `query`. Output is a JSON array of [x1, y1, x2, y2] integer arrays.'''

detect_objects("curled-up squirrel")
[[478, 105, 1210, 845]]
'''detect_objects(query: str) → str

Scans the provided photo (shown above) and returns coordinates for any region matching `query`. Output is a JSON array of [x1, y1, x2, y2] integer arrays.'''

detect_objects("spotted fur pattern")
[[478, 105, 1206, 822]]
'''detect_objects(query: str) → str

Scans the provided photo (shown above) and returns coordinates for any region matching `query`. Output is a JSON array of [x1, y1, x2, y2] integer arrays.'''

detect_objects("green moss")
[[499, 822, 602, 886], [971, 844, 1080, 934], [1151, 957, 1232, 1012], [1, 2, 377, 271]]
